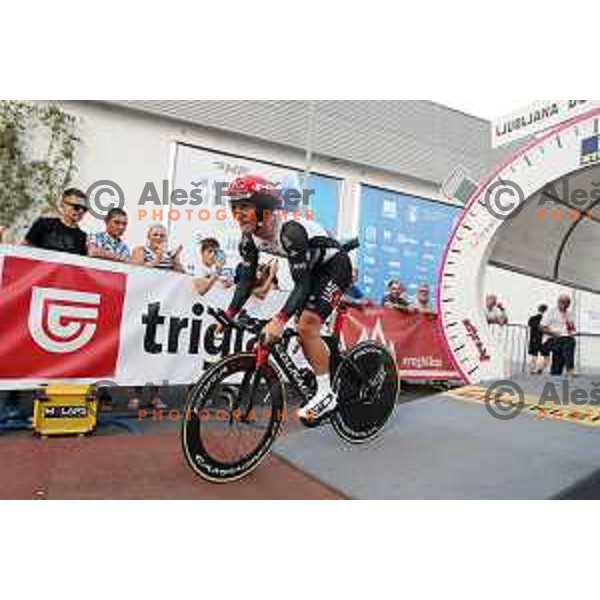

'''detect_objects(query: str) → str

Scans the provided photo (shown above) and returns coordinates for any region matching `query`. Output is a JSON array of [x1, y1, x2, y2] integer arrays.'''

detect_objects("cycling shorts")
[[304, 251, 353, 321]]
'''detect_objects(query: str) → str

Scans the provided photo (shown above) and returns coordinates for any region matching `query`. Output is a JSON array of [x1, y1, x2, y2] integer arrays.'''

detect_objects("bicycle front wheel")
[[331, 342, 399, 444], [181, 352, 286, 483]]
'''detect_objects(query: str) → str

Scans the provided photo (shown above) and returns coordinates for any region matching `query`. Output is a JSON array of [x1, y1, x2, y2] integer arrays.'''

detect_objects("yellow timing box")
[[32, 384, 97, 437]]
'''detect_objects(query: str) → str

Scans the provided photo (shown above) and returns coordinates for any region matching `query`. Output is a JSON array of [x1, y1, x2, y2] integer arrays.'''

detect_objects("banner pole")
[[303, 100, 316, 191]]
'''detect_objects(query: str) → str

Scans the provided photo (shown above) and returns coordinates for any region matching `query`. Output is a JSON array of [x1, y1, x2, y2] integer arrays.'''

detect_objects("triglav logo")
[[28, 287, 101, 353]]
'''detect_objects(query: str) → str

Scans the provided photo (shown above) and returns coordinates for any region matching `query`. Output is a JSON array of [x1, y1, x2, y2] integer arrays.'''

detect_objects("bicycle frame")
[[254, 303, 350, 404]]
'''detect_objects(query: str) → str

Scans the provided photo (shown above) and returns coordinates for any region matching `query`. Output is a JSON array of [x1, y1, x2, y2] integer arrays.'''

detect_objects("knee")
[[297, 312, 321, 340]]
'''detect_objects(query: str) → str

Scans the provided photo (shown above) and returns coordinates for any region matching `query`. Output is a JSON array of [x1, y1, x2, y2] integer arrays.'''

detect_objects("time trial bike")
[[181, 300, 399, 483]]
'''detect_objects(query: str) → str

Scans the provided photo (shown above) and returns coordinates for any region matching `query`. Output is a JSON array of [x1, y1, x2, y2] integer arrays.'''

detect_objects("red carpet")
[[0, 434, 344, 500]]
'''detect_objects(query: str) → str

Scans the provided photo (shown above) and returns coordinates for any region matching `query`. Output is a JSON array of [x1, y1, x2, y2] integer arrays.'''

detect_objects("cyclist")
[[224, 174, 353, 421]]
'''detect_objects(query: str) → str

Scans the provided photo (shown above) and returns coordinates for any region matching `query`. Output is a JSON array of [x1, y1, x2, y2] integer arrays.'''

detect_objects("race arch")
[[437, 106, 600, 384]]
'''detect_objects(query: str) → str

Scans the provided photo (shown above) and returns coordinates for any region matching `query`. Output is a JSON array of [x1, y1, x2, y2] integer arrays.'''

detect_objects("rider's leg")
[[296, 252, 352, 420], [297, 309, 331, 391], [296, 309, 337, 420], [297, 309, 328, 374]]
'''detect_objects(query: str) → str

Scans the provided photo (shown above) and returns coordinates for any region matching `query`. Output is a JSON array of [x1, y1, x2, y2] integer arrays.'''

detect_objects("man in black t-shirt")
[[528, 304, 549, 374], [24, 188, 88, 255]]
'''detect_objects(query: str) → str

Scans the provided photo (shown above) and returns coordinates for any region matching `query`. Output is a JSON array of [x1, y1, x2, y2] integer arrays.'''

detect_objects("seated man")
[[225, 175, 353, 421]]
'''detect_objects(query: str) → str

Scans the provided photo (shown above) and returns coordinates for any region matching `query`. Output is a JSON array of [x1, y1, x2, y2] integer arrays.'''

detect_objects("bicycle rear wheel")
[[182, 352, 285, 482], [331, 342, 398, 443]]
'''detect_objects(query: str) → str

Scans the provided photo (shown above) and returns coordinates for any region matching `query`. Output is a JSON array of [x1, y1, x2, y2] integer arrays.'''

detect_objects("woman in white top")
[[132, 224, 185, 273]]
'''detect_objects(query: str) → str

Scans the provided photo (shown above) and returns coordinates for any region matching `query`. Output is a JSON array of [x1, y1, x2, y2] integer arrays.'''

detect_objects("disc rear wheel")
[[331, 342, 398, 443]]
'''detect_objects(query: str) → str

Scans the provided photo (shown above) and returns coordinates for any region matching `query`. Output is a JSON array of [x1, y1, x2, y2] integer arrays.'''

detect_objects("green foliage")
[[0, 101, 79, 227]]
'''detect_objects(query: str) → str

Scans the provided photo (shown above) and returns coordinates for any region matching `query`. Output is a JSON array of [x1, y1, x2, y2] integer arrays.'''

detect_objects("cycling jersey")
[[228, 216, 352, 322]]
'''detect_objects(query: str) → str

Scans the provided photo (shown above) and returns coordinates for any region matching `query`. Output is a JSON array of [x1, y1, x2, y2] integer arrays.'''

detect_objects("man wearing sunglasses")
[[24, 188, 89, 256]]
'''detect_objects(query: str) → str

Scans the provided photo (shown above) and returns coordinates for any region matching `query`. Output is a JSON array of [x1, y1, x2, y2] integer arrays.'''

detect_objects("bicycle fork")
[[232, 343, 271, 425]]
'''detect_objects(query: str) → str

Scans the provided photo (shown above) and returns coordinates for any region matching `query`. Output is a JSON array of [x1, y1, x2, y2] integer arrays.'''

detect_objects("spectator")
[[383, 280, 409, 311], [0, 226, 5, 244], [87, 208, 131, 262], [132, 224, 185, 272], [193, 237, 229, 296], [485, 294, 509, 326], [542, 294, 577, 377], [411, 282, 434, 315], [253, 260, 280, 300], [23, 188, 88, 255], [528, 304, 550, 374]]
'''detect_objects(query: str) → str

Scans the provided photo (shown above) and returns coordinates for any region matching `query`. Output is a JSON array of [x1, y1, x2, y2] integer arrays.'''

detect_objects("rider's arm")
[[276, 221, 318, 323], [227, 233, 259, 316]]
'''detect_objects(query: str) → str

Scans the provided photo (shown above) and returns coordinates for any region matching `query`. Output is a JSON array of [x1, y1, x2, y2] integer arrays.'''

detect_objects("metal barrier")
[[489, 324, 600, 376]]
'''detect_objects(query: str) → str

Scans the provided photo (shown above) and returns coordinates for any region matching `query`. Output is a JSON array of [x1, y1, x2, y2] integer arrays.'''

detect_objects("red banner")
[[341, 307, 461, 381]]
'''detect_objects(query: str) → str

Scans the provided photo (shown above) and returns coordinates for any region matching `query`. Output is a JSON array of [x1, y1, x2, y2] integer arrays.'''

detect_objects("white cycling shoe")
[[298, 391, 338, 422]]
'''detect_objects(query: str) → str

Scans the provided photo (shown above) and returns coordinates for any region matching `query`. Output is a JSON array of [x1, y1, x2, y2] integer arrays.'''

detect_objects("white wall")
[[484, 265, 574, 326], [54, 101, 455, 249]]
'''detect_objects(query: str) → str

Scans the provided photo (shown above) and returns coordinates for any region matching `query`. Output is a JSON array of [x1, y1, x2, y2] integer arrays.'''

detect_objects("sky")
[[437, 101, 535, 120]]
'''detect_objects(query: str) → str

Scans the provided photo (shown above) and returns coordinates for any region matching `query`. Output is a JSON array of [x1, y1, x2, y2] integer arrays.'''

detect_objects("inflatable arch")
[[438, 107, 600, 383]]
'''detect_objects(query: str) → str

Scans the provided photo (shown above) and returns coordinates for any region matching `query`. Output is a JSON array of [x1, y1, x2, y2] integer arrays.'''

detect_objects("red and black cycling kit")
[[227, 215, 352, 323]]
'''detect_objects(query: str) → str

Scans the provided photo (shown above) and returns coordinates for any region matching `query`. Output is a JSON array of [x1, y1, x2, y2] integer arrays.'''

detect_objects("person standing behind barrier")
[[383, 280, 409, 311], [129, 223, 183, 411], [485, 294, 509, 326], [193, 237, 230, 296], [411, 282, 435, 315], [88, 208, 131, 262], [86, 208, 132, 411], [15, 189, 88, 421], [542, 294, 577, 377], [528, 304, 550, 374], [131, 224, 185, 272], [23, 188, 88, 255]]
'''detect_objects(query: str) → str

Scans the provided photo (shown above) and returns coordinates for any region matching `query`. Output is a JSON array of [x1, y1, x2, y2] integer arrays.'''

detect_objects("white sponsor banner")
[[0, 246, 287, 390], [491, 101, 600, 149]]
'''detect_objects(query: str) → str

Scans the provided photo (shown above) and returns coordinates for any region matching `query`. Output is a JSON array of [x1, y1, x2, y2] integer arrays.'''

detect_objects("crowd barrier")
[[490, 323, 600, 377], [0, 246, 462, 390]]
